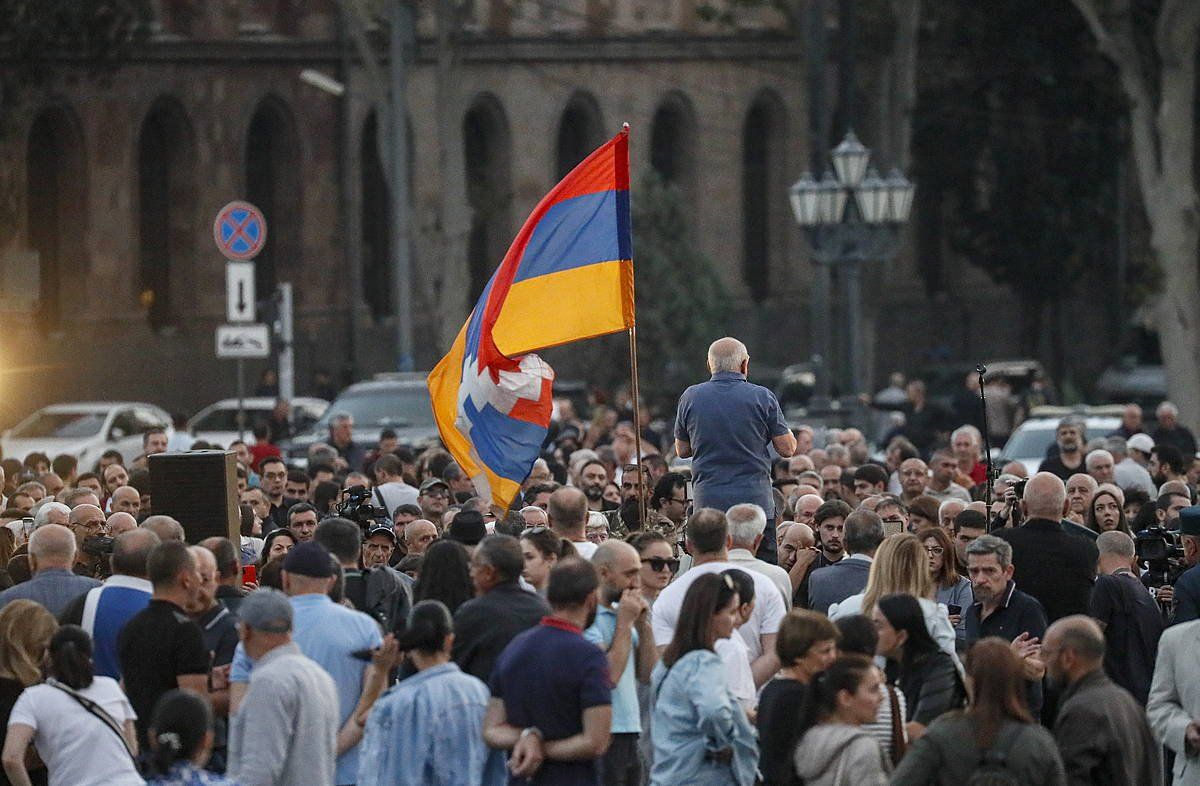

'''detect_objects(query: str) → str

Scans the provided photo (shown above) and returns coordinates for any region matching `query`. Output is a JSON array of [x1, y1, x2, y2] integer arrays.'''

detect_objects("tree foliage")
[[0, 0, 151, 112], [629, 170, 730, 409], [911, 0, 1126, 305]]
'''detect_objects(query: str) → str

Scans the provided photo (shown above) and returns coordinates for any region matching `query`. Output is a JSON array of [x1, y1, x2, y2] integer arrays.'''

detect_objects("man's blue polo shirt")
[[491, 617, 611, 786], [674, 370, 790, 517], [230, 593, 382, 785], [584, 604, 639, 734]]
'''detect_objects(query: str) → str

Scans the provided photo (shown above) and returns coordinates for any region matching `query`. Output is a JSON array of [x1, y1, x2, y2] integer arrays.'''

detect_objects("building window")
[[245, 96, 301, 305], [463, 94, 512, 302]]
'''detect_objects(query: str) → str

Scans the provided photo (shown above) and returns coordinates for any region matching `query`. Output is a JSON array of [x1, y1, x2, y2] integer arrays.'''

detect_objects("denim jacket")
[[649, 649, 758, 786], [357, 662, 506, 786]]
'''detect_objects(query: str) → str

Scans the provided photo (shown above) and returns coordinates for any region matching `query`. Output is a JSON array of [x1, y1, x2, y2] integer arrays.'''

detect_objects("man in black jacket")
[[996, 472, 1097, 623], [453, 534, 550, 681], [1046, 616, 1161, 786]]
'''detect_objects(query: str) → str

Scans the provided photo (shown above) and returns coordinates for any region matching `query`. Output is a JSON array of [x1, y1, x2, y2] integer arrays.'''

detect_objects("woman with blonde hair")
[[829, 533, 958, 663], [0, 600, 57, 786]]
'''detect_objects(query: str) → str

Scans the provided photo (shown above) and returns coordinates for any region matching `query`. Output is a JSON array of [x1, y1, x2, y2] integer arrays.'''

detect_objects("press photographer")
[[1161, 506, 1200, 624]]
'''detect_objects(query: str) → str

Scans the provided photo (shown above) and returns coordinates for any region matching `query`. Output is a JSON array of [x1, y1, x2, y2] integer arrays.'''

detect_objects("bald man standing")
[[995, 472, 1097, 623], [1046, 616, 1160, 785], [0, 524, 101, 614], [674, 337, 796, 564]]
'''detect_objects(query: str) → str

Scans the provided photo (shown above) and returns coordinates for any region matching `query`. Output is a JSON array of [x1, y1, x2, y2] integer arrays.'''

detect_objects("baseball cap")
[[447, 509, 486, 546], [1180, 506, 1200, 536], [281, 541, 336, 578], [419, 478, 450, 495], [1127, 434, 1155, 455], [366, 525, 397, 542], [239, 588, 292, 633]]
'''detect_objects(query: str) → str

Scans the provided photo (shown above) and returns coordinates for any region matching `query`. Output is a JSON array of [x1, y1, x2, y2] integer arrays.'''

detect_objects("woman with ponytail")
[[1, 625, 141, 786], [145, 690, 238, 785], [356, 601, 501, 786], [792, 655, 891, 786]]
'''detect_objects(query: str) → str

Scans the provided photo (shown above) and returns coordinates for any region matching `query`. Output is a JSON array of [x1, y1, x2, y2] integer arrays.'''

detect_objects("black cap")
[[447, 509, 487, 546], [1180, 506, 1200, 537], [366, 525, 397, 543], [281, 541, 336, 578]]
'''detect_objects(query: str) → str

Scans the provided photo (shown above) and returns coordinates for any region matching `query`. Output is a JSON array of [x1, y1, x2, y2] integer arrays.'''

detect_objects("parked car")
[[998, 404, 1124, 476], [1, 401, 173, 467], [281, 373, 438, 467], [1095, 361, 1166, 412], [187, 396, 329, 447]]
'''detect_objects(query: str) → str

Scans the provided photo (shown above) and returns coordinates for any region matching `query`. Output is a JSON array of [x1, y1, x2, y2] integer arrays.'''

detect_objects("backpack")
[[965, 723, 1025, 786]]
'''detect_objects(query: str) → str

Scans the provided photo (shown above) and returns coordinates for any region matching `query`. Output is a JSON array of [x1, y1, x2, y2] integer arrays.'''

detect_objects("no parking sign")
[[212, 201, 268, 261]]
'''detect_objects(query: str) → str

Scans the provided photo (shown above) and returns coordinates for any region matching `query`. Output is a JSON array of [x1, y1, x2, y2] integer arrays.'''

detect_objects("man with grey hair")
[[725, 503, 792, 608], [1107, 436, 1157, 495], [1047, 615, 1160, 785], [0, 523, 101, 614], [1153, 400, 1198, 457], [227, 588, 340, 786], [674, 337, 796, 565], [140, 514, 185, 542], [32, 500, 70, 529], [964, 534, 1047, 658], [327, 411, 366, 473], [996, 472, 1097, 623], [1089, 530, 1163, 704], [807, 509, 884, 615], [1084, 449, 1116, 485], [1040, 415, 1088, 481]]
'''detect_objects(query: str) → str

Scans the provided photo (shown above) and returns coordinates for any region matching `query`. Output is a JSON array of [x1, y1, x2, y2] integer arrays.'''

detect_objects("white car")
[[1, 401, 173, 467], [999, 405, 1124, 476], [187, 397, 329, 447]]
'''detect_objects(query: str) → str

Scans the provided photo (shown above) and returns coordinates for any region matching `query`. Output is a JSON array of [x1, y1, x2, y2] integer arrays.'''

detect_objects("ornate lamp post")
[[789, 131, 914, 399]]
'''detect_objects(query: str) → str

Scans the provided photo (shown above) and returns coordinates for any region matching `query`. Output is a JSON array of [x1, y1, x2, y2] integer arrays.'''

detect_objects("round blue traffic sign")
[[213, 201, 268, 260]]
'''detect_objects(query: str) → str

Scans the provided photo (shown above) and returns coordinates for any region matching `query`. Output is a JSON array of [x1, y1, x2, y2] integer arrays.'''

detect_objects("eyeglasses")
[[925, 546, 945, 556], [642, 557, 680, 573]]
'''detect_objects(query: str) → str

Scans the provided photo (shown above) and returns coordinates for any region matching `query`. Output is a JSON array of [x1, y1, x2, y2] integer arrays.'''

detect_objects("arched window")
[[360, 110, 391, 321], [742, 90, 787, 302], [463, 94, 513, 301], [556, 92, 605, 180], [649, 91, 698, 206], [245, 96, 301, 302], [137, 97, 197, 328], [25, 104, 87, 329]]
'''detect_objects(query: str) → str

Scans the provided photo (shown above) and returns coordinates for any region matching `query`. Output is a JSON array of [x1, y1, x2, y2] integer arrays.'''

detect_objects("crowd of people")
[[0, 335, 1197, 785]]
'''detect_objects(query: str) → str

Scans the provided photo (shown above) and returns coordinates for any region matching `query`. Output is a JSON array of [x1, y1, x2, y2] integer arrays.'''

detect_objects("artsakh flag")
[[428, 126, 635, 508]]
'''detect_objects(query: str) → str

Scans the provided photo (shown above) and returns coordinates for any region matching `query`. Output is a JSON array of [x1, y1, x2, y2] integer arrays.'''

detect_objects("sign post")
[[214, 201, 269, 442]]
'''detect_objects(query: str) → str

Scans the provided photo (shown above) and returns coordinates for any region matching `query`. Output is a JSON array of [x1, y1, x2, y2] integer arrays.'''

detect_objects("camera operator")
[[1166, 508, 1200, 625]]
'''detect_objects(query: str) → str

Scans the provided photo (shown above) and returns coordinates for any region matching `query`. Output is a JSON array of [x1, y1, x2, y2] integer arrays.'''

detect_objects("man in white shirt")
[[549, 486, 597, 559], [651, 508, 785, 687], [725, 503, 792, 609], [371, 454, 418, 517]]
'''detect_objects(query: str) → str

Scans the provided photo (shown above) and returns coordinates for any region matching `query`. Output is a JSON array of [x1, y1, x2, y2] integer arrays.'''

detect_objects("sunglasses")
[[642, 557, 680, 573]]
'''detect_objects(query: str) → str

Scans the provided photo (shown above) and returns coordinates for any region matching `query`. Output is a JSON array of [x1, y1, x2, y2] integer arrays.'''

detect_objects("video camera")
[[81, 535, 115, 558], [1135, 525, 1186, 590], [334, 485, 391, 531]]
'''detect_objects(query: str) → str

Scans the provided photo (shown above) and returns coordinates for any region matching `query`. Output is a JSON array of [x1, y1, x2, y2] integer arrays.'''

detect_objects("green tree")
[[630, 170, 730, 410], [911, 0, 1127, 383]]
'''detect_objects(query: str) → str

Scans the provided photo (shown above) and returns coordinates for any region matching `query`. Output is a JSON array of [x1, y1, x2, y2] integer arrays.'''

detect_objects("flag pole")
[[628, 325, 647, 530]]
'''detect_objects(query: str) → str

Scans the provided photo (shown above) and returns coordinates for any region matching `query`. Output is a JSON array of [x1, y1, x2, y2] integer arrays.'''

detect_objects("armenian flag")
[[428, 126, 634, 508]]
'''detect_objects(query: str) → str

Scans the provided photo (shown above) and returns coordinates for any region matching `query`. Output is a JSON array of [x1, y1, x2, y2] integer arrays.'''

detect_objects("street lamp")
[[789, 130, 914, 400]]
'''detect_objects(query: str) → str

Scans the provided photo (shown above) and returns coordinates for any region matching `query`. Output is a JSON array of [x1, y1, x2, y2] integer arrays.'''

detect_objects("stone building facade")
[[0, 0, 1029, 427]]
